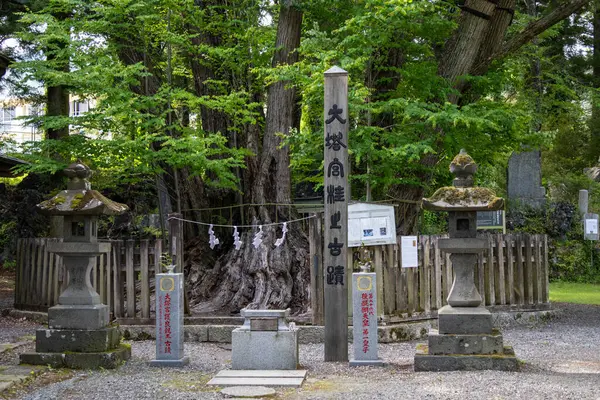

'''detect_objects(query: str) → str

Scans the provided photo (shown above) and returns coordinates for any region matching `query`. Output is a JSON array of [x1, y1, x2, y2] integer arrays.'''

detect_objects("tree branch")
[[471, 0, 590, 76]]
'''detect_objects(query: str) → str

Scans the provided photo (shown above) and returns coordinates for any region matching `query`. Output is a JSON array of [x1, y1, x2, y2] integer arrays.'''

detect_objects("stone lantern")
[[414, 150, 518, 371], [20, 161, 131, 369]]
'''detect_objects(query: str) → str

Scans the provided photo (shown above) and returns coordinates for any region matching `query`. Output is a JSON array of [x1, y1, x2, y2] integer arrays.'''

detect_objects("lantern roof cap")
[[37, 161, 128, 216]]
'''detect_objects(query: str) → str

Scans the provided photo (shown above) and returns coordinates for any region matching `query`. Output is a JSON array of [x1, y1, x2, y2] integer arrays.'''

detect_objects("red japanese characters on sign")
[[164, 293, 172, 354], [361, 292, 375, 353]]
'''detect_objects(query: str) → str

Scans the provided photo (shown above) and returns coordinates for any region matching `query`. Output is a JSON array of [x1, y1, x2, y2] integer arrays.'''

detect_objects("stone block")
[[427, 329, 504, 355], [208, 325, 236, 343], [48, 304, 109, 330], [35, 326, 120, 353], [297, 326, 324, 344], [438, 306, 492, 334], [149, 356, 189, 367], [20, 352, 66, 368], [414, 344, 519, 372], [184, 326, 208, 342], [232, 329, 298, 370], [64, 344, 131, 369]]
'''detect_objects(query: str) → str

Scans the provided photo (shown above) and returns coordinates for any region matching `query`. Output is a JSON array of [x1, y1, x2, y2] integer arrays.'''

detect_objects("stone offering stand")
[[414, 150, 519, 372], [232, 309, 299, 370], [20, 161, 131, 369]]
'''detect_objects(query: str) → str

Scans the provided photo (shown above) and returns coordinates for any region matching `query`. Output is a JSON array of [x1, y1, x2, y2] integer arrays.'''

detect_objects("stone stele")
[[150, 271, 189, 367], [350, 272, 384, 366]]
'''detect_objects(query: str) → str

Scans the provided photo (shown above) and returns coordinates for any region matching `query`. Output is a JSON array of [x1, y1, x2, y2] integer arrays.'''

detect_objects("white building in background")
[[0, 97, 93, 151], [0, 100, 42, 148]]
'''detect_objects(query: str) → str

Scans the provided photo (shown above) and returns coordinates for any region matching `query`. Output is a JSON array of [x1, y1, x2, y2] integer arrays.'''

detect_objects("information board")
[[348, 203, 396, 247], [476, 210, 505, 231], [584, 213, 599, 241], [401, 236, 418, 268]]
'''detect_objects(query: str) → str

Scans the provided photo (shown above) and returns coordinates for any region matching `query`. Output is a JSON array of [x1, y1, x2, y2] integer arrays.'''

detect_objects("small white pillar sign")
[[584, 213, 599, 241], [350, 272, 383, 366], [150, 270, 189, 367], [401, 236, 419, 268]]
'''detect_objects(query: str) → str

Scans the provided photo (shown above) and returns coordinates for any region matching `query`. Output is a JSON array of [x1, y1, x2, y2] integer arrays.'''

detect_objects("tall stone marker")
[[324, 66, 349, 362], [150, 265, 189, 367], [350, 272, 383, 366], [507, 150, 546, 208]]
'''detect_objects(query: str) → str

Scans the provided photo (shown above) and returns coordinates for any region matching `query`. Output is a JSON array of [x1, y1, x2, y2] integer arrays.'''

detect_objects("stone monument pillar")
[[20, 161, 131, 369], [414, 150, 519, 371], [350, 261, 383, 367], [507, 150, 546, 208], [150, 264, 189, 367]]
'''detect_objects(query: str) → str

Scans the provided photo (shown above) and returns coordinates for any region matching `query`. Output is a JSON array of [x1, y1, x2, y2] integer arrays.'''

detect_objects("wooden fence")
[[14, 238, 165, 319], [309, 230, 550, 324], [16, 232, 550, 324], [378, 233, 550, 321]]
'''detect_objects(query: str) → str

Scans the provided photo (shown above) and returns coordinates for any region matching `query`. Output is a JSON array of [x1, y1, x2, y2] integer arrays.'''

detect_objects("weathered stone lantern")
[[20, 161, 131, 369], [414, 150, 518, 371]]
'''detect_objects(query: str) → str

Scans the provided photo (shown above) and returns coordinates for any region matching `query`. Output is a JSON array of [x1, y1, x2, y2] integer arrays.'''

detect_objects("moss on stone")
[[428, 187, 497, 205], [70, 193, 85, 209], [451, 152, 475, 167]]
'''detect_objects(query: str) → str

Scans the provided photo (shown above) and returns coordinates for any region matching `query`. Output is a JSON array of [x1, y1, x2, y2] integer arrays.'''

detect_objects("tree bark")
[[589, 0, 600, 161], [187, 1, 308, 313], [471, 0, 591, 76]]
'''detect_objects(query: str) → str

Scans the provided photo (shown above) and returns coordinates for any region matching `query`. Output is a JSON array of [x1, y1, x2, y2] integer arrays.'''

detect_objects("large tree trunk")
[[45, 16, 70, 141], [589, 0, 600, 161], [187, 1, 308, 313]]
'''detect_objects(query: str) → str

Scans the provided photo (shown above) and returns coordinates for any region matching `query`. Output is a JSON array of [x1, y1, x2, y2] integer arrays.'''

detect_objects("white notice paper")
[[401, 236, 418, 268], [585, 219, 598, 235]]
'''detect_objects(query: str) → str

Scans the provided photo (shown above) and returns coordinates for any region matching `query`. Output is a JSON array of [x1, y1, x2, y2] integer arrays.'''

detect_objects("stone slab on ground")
[[414, 344, 519, 372], [349, 359, 385, 367], [221, 386, 276, 398], [0, 341, 30, 354], [427, 329, 504, 355], [0, 364, 47, 394], [207, 370, 307, 387], [20, 343, 131, 369], [149, 356, 190, 367]]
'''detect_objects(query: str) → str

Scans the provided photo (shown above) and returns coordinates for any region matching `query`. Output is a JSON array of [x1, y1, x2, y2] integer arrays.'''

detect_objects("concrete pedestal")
[[438, 305, 492, 334], [20, 344, 131, 369], [414, 344, 519, 371], [22, 326, 130, 369], [48, 304, 109, 330], [232, 329, 299, 370]]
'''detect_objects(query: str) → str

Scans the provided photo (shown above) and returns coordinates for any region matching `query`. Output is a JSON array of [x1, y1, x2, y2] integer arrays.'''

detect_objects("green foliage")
[[288, 0, 534, 200], [6, 0, 261, 194]]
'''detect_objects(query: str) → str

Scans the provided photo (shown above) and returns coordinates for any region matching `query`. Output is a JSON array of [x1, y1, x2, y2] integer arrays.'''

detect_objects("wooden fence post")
[[168, 212, 190, 315], [309, 213, 324, 325]]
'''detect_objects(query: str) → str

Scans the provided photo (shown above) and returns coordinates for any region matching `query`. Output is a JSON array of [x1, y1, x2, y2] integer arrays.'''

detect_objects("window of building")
[[1, 107, 16, 124], [71, 100, 88, 117]]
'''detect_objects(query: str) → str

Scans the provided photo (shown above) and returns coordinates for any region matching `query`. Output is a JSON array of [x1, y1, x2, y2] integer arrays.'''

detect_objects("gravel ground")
[[4, 302, 597, 400]]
